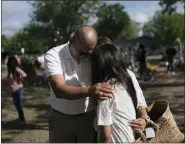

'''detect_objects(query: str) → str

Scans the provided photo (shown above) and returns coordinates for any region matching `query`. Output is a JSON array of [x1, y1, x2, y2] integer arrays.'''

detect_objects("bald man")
[[45, 25, 114, 143]]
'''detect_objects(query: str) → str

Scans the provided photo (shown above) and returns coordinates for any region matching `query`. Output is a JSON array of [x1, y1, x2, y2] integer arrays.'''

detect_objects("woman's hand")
[[130, 118, 147, 131]]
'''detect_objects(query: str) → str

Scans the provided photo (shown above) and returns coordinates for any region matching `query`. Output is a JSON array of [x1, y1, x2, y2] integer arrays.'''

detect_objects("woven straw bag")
[[135, 100, 184, 143]]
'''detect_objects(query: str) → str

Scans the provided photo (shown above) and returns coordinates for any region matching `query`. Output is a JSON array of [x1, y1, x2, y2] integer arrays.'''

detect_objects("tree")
[[94, 3, 130, 40], [143, 11, 184, 45], [22, 23, 50, 53], [118, 20, 139, 40], [6, 32, 26, 53], [159, 0, 184, 14], [1, 34, 10, 51], [29, 0, 100, 44]]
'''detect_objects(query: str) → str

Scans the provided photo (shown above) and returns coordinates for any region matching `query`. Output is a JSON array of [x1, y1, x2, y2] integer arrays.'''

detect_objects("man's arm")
[[48, 74, 114, 100], [48, 74, 88, 100], [99, 126, 112, 143], [45, 50, 114, 100]]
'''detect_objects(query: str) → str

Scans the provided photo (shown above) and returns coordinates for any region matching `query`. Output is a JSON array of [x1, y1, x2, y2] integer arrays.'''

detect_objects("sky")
[[2, 1, 184, 37]]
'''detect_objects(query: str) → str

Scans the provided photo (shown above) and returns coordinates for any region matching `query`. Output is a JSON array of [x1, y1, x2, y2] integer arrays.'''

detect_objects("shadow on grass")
[[2, 120, 47, 130], [1, 137, 12, 143]]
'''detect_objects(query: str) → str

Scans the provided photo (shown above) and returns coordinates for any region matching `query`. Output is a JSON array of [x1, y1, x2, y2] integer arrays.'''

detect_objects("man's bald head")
[[74, 25, 98, 51]]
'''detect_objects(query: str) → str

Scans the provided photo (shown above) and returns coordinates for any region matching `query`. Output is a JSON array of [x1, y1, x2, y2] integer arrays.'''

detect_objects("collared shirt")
[[44, 42, 96, 115]]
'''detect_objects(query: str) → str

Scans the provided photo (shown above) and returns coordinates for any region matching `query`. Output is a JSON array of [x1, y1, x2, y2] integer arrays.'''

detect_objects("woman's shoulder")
[[126, 69, 135, 77], [107, 79, 126, 91], [127, 69, 138, 81]]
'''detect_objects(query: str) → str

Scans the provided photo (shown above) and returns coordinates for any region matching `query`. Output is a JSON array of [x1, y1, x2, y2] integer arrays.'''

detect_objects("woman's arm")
[[97, 98, 115, 143], [16, 67, 27, 78], [130, 107, 148, 131], [127, 70, 148, 130], [99, 126, 112, 143]]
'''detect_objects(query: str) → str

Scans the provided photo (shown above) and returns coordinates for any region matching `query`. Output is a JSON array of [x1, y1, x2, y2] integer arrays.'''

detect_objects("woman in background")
[[7, 56, 27, 123]]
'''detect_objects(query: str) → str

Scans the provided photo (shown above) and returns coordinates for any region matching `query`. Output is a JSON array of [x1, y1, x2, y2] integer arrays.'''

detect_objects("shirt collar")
[[65, 42, 73, 59]]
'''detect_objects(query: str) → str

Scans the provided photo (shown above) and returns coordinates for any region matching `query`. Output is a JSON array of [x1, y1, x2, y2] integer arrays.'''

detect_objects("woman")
[[7, 56, 27, 123], [91, 44, 148, 143]]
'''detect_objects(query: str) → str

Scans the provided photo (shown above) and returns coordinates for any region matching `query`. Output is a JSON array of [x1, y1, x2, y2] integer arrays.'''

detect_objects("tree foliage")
[[2, 34, 10, 51], [118, 20, 139, 40], [94, 3, 130, 40], [2, 0, 100, 53], [30, 0, 100, 43], [143, 11, 184, 45], [159, 0, 184, 14]]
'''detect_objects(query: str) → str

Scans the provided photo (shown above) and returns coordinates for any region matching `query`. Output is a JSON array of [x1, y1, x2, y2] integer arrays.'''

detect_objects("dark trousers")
[[49, 108, 97, 143], [12, 87, 25, 121], [139, 61, 148, 78], [167, 58, 174, 72]]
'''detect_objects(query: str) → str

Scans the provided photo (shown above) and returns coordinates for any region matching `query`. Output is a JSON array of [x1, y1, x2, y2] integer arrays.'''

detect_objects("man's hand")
[[88, 82, 114, 100], [130, 118, 147, 131]]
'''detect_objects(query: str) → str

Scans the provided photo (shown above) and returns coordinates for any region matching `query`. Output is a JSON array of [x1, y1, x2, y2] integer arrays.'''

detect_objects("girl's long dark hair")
[[7, 56, 21, 79], [91, 44, 137, 109]]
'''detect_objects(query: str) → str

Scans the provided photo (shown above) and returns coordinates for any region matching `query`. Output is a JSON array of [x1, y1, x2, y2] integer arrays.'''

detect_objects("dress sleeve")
[[97, 97, 116, 126]]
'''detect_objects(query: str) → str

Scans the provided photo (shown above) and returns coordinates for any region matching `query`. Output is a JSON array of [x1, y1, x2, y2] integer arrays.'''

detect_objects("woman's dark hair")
[[95, 36, 112, 49], [7, 56, 21, 78], [91, 44, 137, 109]]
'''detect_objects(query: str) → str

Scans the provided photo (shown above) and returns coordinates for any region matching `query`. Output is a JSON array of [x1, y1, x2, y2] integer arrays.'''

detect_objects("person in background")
[[2, 52, 10, 65], [45, 25, 114, 143], [166, 45, 177, 75], [91, 44, 148, 143], [33, 54, 45, 85], [137, 44, 148, 79], [7, 56, 27, 123], [15, 55, 22, 66], [35, 54, 45, 71], [2, 52, 10, 77]]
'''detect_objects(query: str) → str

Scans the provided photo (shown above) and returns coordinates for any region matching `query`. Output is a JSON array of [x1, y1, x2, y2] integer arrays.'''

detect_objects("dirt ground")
[[1, 63, 184, 143]]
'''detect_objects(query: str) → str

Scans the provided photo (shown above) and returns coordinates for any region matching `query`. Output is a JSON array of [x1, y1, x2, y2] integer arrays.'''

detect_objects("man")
[[34, 54, 45, 85], [166, 45, 177, 74], [35, 54, 45, 71], [137, 44, 148, 79], [44, 25, 114, 143]]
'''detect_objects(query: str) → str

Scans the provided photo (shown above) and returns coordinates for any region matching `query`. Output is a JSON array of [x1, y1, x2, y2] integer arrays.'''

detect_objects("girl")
[[92, 44, 148, 143], [7, 56, 27, 123]]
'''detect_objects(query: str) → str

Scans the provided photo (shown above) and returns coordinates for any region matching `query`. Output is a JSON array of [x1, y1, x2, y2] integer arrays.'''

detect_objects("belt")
[[51, 107, 95, 117]]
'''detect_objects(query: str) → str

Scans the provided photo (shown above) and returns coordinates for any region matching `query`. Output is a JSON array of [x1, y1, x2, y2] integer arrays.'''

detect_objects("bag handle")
[[136, 119, 160, 142], [136, 104, 160, 142]]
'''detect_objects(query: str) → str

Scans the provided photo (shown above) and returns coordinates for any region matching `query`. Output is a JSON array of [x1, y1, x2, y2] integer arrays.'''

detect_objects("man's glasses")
[[74, 40, 92, 59]]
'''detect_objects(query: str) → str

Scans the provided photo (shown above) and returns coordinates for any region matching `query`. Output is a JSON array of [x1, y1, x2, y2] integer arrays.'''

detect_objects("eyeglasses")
[[74, 40, 92, 59]]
